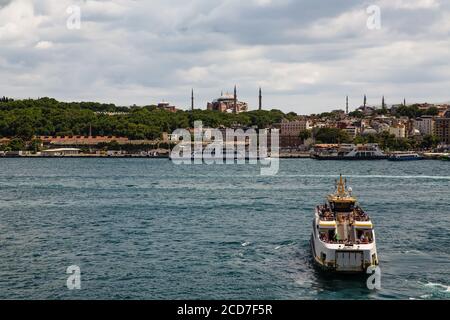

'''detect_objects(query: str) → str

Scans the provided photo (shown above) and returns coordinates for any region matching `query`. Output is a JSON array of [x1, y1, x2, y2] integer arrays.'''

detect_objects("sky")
[[0, 0, 449, 114]]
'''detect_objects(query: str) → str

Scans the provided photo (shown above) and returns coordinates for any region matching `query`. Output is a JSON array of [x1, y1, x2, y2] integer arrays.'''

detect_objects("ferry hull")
[[388, 157, 423, 161], [310, 235, 378, 273], [312, 155, 388, 161]]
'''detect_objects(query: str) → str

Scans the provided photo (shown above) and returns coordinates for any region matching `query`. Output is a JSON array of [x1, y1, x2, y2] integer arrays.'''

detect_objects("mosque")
[[205, 86, 262, 113]]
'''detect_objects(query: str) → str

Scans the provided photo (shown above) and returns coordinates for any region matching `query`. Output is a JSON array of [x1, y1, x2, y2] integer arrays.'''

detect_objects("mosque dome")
[[362, 128, 377, 136], [217, 93, 235, 101]]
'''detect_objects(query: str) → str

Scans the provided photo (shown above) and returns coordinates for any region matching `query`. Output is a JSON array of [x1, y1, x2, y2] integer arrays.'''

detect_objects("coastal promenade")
[[1, 151, 447, 160]]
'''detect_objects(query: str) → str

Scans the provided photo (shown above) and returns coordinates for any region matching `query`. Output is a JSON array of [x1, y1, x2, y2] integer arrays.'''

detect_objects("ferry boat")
[[310, 175, 379, 273], [311, 144, 388, 160], [169, 146, 261, 161], [388, 152, 423, 161]]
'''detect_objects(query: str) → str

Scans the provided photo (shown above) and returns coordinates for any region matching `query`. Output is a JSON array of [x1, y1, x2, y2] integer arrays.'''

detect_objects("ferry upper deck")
[[315, 176, 374, 247]]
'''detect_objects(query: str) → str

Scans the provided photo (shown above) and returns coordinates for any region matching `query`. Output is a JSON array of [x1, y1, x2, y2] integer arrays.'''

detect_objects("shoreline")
[[0, 154, 445, 160]]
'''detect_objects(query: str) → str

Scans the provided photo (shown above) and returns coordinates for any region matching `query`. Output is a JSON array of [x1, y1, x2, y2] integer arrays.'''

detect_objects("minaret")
[[404, 98, 406, 107], [234, 85, 237, 114], [346, 96, 349, 114], [364, 94, 367, 108], [191, 88, 194, 112], [259, 87, 262, 111], [382, 96, 385, 109]]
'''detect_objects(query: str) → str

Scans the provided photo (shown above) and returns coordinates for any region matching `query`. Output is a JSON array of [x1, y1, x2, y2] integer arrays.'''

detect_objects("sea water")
[[0, 158, 448, 299]]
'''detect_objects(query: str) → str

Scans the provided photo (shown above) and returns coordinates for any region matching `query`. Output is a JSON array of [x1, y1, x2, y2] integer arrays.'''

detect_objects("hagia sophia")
[[200, 86, 262, 114]]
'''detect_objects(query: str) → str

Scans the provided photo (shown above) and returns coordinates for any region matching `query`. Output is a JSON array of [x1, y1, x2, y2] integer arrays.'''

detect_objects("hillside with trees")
[[0, 97, 291, 141]]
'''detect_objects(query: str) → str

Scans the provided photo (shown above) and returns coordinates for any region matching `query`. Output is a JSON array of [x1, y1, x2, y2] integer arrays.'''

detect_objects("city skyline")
[[1, 0, 450, 113]]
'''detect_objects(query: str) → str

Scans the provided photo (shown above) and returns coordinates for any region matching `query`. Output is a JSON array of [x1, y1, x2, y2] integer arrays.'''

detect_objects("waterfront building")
[[361, 128, 377, 136], [413, 116, 435, 136], [207, 86, 248, 113], [389, 125, 406, 139], [435, 117, 450, 144], [42, 148, 80, 156], [331, 110, 347, 120], [437, 106, 450, 117], [280, 119, 311, 136], [374, 122, 390, 133], [344, 126, 359, 138], [312, 122, 328, 129], [280, 135, 303, 149], [357, 105, 376, 116], [415, 103, 435, 111], [157, 102, 177, 112], [39, 136, 130, 146]]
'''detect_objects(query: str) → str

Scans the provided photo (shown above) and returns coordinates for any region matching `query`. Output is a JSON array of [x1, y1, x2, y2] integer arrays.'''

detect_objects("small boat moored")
[[388, 152, 424, 161], [311, 175, 379, 273], [311, 144, 388, 160]]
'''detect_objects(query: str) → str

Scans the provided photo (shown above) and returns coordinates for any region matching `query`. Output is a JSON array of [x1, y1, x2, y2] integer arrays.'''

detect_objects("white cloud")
[[379, 0, 440, 10], [0, 0, 46, 45], [34, 40, 53, 49], [0, 0, 449, 113], [291, 9, 369, 39]]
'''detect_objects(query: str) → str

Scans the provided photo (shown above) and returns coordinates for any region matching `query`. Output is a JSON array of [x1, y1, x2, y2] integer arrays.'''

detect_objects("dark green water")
[[0, 158, 449, 299]]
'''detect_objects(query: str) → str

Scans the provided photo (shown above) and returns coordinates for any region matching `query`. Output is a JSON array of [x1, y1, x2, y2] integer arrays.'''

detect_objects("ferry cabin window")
[[331, 202, 354, 212], [319, 229, 336, 242], [357, 229, 373, 242]]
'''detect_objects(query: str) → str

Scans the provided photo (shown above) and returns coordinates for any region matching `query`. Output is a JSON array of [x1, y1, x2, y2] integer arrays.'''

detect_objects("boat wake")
[[423, 282, 450, 293], [282, 174, 450, 180]]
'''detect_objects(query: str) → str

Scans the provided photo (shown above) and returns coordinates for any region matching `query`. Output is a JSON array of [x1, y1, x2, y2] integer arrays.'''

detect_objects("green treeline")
[[0, 97, 441, 151], [311, 128, 439, 150], [0, 97, 293, 140]]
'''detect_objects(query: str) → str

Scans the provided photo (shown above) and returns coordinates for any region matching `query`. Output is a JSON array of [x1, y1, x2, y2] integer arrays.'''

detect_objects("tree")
[[423, 107, 439, 116], [314, 128, 352, 144], [348, 110, 364, 118], [421, 134, 439, 149], [299, 130, 312, 142], [353, 135, 367, 145], [376, 131, 396, 150], [28, 139, 43, 153], [7, 138, 25, 151], [0, 97, 308, 143], [107, 140, 121, 151]]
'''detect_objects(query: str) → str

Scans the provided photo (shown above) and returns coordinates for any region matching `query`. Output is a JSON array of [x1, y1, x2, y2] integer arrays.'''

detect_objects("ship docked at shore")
[[311, 176, 379, 273], [311, 144, 387, 160], [388, 152, 423, 161]]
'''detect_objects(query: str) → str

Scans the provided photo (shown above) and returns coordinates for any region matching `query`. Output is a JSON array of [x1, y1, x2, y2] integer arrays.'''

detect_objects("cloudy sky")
[[0, 0, 449, 113]]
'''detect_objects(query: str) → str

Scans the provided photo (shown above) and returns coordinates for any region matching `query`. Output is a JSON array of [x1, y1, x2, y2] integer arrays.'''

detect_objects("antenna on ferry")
[[337, 175, 345, 196]]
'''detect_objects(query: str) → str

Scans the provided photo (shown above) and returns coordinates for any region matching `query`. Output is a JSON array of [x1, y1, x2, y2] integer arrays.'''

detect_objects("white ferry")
[[169, 146, 261, 161], [388, 152, 423, 161], [310, 176, 379, 273], [311, 144, 387, 160]]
